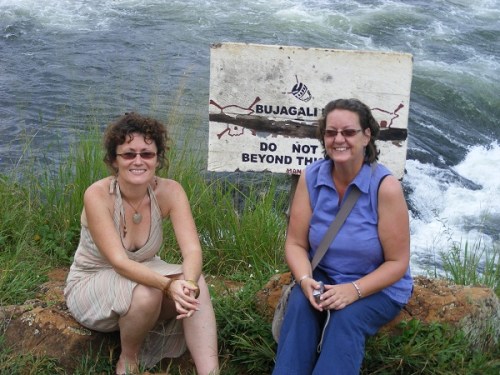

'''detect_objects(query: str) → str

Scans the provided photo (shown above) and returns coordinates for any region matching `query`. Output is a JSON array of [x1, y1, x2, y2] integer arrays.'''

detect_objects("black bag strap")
[[310, 186, 361, 270]]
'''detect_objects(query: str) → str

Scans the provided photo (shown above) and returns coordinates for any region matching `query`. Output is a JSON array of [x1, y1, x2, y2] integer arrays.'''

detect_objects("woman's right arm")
[[285, 173, 317, 299]]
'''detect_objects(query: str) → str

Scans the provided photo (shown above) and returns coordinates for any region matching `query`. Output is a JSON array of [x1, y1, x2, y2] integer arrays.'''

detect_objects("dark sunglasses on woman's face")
[[324, 129, 362, 138], [117, 151, 157, 160]]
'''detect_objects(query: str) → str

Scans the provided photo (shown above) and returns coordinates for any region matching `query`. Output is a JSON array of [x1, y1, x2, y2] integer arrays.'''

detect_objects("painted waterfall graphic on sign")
[[208, 43, 413, 178], [284, 75, 313, 102]]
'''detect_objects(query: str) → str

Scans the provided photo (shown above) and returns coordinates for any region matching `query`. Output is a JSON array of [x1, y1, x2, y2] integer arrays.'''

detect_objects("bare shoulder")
[[290, 172, 312, 220], [294, 171, 308, 196], [378, 175, 404, 199], [154, 177, 185, 197], [84, 177, 114, 206], [378, 174, 408, 214], [154, 177, 189, 215], [85, 176, 113, 194]]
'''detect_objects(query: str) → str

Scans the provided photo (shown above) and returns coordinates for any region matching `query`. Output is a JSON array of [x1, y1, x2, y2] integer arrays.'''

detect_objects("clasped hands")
[[301, 278, 359, 311], [164, 278, 200, 319]]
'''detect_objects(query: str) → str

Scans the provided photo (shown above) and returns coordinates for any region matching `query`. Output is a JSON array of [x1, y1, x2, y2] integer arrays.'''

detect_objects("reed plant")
[[440, 238, 500, 295], [0, 176, 50, 306], [1, 113, 499, 374]]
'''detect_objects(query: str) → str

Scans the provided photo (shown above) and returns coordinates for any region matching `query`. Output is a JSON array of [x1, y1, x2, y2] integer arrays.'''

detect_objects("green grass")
[[0, 349, 65, 375], [440, 238, 500, 296], [0, 114, 499, 374], [364, 319, 500, 375]]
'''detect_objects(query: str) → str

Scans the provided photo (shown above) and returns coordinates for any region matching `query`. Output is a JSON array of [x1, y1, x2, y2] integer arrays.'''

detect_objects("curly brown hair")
[[317, 98, 380, 163], [103, 112, 169, 173]]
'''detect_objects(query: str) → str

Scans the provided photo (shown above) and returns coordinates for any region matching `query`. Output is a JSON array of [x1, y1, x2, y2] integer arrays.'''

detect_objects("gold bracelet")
[[185, 279, 200, 298]]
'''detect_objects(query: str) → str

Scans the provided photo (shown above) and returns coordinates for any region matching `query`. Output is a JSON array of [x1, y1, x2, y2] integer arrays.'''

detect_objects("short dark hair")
[[103, 112, 169, 173], [317, 98, 380, 163]]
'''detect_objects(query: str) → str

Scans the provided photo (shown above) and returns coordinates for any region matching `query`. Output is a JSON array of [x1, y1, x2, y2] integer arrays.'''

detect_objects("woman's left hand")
[[318, 283, 359, 310], [167, 279, 200, 319]]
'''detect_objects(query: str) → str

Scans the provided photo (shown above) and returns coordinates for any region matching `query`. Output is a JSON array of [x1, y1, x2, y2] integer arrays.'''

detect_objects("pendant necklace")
[[122, 192, 148, 224]]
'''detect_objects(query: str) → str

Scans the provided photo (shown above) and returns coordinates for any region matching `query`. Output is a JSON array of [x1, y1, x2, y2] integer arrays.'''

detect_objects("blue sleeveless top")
[[306, 159, 413, 304]]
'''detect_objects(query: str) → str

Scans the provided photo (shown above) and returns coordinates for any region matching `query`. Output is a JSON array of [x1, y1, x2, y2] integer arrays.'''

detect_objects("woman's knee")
[[329, 293, 400, 337], [283, 285, 318, 325], [289, 284, 312, 309], [130, 284, 163, 313]]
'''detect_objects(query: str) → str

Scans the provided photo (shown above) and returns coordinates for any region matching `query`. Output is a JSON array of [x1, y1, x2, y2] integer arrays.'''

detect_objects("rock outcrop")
[[0, 269, 193, 373], [2, 269, 499, 373], [255, 272, 500, 350], [0, 269, 114, 373]]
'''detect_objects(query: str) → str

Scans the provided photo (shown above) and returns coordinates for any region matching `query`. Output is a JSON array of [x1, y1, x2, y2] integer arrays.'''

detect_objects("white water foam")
[[0, 0, 149, 31], [406, 141, 500, 275]]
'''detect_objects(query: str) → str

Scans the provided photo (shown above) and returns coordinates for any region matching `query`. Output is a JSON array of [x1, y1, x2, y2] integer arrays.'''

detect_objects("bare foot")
[[115, 357, 140, 375]]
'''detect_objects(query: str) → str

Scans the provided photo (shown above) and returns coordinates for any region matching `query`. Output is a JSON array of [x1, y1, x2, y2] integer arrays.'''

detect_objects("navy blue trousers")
[[273, 271, 403, 375]]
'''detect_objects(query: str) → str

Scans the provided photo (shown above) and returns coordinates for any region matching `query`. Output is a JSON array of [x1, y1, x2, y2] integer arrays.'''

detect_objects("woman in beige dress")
[[64, 112, 219, 375]]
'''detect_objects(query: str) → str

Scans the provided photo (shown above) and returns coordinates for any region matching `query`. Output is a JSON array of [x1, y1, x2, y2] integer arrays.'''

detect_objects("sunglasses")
[[324, 129, 362, 138], [117, 151, 157, 160]]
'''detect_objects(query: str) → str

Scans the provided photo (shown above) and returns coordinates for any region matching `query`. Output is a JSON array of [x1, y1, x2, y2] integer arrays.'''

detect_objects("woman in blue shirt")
[[273, 98, 413, 375]]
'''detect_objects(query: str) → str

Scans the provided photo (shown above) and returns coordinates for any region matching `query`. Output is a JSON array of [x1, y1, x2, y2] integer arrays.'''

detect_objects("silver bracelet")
[[351, 281, 362, 299], [298, 274, 311, 286]]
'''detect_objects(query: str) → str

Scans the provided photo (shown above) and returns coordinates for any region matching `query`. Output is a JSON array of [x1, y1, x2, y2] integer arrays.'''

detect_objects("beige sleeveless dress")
[[64, 178, 187, 367]]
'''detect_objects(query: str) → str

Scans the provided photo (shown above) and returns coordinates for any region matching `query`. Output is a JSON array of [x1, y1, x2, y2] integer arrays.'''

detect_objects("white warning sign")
[[208, 43, 413, 178]]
